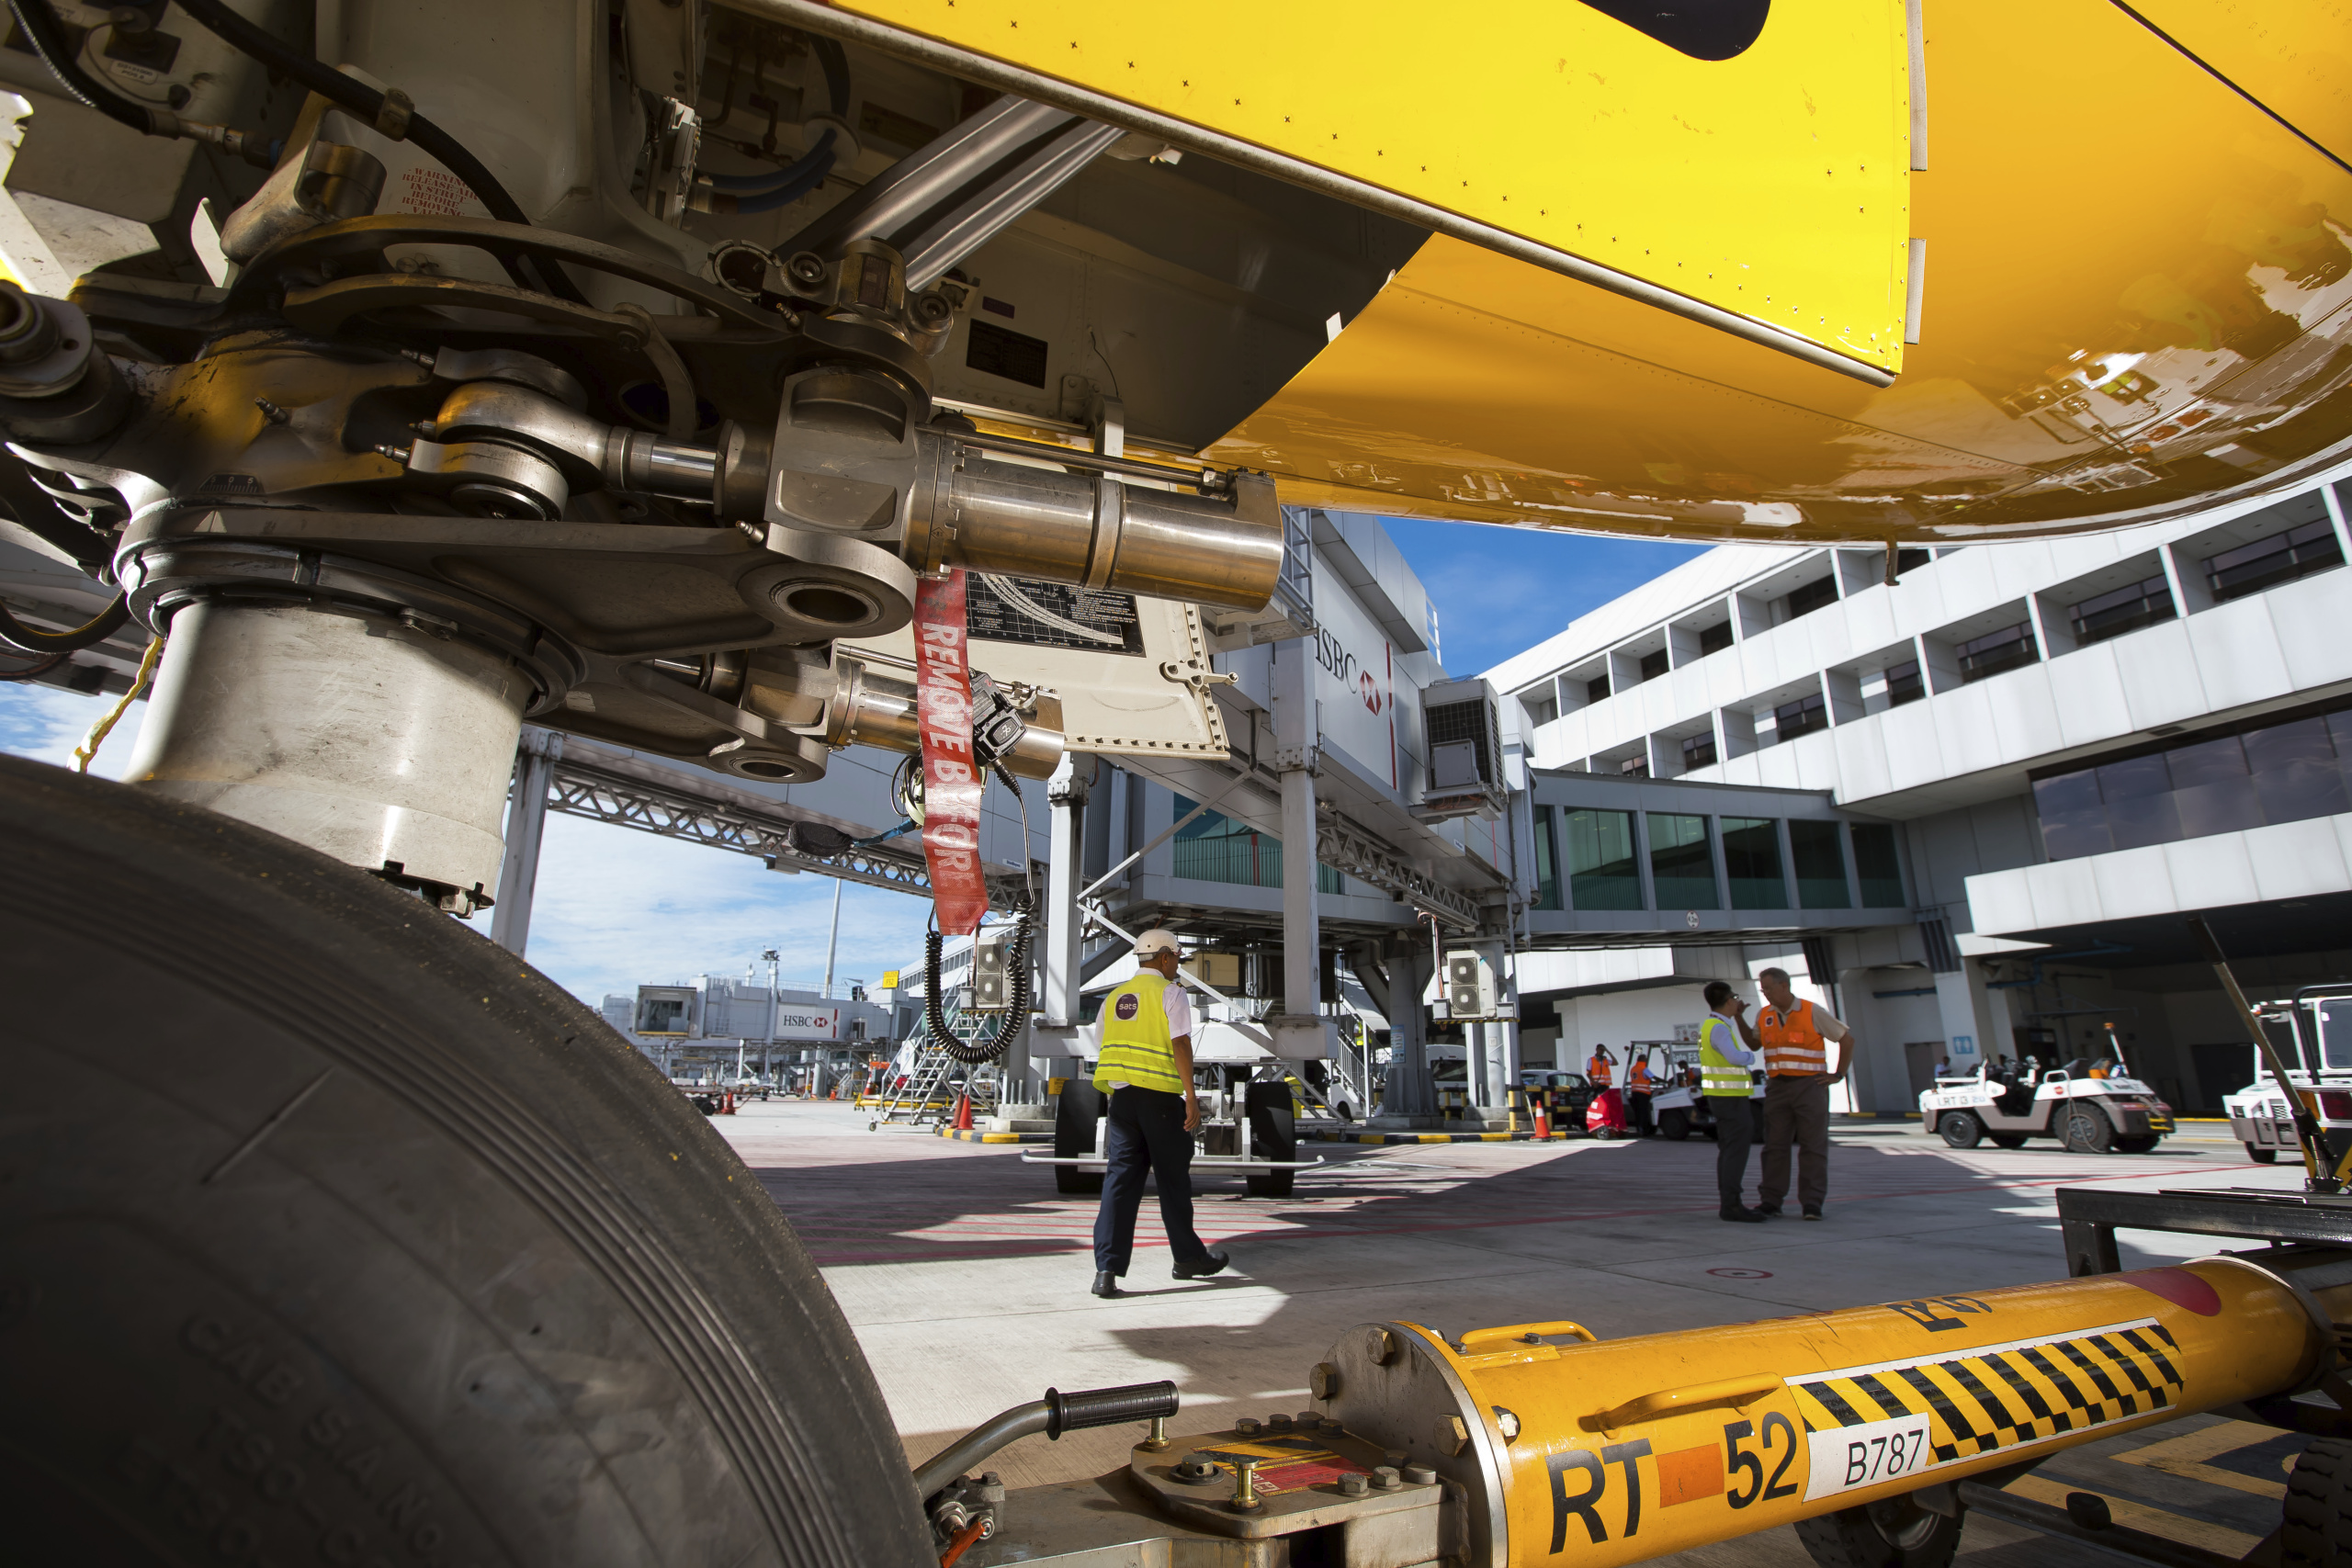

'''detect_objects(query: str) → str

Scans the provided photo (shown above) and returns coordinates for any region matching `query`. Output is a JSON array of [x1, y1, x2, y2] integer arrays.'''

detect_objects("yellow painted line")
[[2005, 1475, 2261, 1556], [1418, 1134, 1449, 1144], [1358, 1134, 1384, 1145], [2114, 1419, 2289, 1499]]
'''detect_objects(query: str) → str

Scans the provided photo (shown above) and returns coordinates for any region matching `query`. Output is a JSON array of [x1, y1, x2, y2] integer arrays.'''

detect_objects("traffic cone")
[[953, 1093, 973, 1131], [720, 1090, 737, 1115], [1533, 1100, 1553, 1141]]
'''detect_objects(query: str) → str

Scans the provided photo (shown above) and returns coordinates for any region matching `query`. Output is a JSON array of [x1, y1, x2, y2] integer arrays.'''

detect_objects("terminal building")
[[1487, 476, 2352, 1118]]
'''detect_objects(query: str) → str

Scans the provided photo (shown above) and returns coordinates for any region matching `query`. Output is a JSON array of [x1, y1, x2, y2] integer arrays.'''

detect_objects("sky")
[[0, 520, 1698, 1008]]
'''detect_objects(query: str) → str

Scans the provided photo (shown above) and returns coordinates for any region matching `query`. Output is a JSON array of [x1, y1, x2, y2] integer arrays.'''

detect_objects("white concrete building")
[[1486, 472, 2352, 1117]]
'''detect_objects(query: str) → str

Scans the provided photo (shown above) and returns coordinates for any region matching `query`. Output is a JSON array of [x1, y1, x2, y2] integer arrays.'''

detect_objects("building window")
[[1698, 620, 1735, 656], [1884, 660, 1925, 707], [1566, 808, 1643, 909], [1532, 805, 1562, 910], [1618, 755, 1649, 777], [1586, 675, 1611, 705], [1783, 575, 1838, 621], [1525, 693, 1558, 727], [1639, 648, 1669, 682], [1647, 812, 1719, 910], [1851, 823, 1905, 906], [1893, 547, 1932, 578], [1956, 621, 2037, 682], [2206, 516, 2343, 602], [2030, 700, 2352, 861], [1790, 819, 1851, 908], [2068, 574, 2175, 645], [1774, 691, 1828, 740], [1172, 796, 1345, 890], [1721, 817, 1785, 909], [1681, 731, 1717, 770]]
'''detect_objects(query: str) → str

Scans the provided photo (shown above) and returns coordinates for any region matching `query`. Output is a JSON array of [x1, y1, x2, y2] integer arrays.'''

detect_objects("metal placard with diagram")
[[841, 576, 1229, 759]]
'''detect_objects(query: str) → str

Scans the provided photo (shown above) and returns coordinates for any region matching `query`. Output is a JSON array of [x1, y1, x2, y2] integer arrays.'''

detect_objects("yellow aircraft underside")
[[820, 0, 2352, 545]]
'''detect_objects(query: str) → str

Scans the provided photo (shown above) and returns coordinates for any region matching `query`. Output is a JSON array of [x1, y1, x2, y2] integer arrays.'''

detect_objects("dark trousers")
[[1759, 1074, 1832, 1209], [1630, 1090, 1654, 1135], [1092, 1087, 1214, 1275], [1709, 1094, 1755, 1213]]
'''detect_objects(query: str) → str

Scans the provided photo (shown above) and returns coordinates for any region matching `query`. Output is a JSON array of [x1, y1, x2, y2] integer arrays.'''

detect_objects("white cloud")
[[0, 683, 938, 1008]]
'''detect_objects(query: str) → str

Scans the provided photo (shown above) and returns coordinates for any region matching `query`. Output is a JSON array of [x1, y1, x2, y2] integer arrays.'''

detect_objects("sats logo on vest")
[[1114, 994, 1141, 1021]]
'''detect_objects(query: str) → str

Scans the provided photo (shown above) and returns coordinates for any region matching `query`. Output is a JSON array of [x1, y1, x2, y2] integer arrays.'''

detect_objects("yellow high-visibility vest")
[[1093, 973, 1188, 1095], [1699, 1016, 1749, 1096]]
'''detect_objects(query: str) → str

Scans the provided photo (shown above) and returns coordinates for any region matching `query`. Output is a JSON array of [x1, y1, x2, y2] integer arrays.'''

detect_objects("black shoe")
[[1091, 1270, 1124, 1298], [1173, 1248, 1230, 1280], [1757, 1202, 1783, 1216], [1803, 1206, 1824, 1221], [1720, 1207, 1768, 1224]]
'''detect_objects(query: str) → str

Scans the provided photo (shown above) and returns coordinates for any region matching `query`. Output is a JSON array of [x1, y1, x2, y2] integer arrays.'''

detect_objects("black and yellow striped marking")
[[1790, 1317, 2185, 1467]]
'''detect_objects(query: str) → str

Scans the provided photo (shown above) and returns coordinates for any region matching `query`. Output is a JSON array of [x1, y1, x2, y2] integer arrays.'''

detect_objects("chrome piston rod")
[[905, 434, 1283, 612]]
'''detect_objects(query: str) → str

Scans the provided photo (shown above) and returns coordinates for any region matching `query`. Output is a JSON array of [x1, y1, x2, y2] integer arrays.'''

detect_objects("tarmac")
[[715, 1103, 2301, 1565]]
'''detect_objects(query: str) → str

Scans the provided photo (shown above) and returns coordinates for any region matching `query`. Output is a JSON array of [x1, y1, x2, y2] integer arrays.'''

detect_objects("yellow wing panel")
[[2123, 0, 2352, 166], [829, 0, 1913, 371]]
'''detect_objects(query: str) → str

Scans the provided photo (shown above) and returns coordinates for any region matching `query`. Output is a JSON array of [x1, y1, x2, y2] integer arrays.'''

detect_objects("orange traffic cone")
[[1533, 1100, 1553, 1141], [953, 1093, 973, 1131]]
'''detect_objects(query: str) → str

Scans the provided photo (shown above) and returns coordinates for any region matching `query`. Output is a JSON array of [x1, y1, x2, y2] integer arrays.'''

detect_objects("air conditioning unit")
[[1418, 678, 1506, 820], [1445, 953, 1502, 1021]]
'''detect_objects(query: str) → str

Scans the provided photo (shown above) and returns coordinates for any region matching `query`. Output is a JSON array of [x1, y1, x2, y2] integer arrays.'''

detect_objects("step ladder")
[[873, 994, 1011, 1128]]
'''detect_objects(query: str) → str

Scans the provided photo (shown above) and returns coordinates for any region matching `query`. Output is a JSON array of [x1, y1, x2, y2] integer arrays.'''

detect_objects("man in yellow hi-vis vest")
[[1700, 980, 1765, 1223], [1089, 929, 1229, 1299]]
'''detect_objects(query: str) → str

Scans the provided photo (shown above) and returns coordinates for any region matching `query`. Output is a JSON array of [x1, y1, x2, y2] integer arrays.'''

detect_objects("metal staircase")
[[873, 992, 1007, 1128]]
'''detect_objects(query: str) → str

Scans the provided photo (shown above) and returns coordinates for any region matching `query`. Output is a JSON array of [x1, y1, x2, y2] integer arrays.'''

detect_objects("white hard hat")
[[1133, 928, 1181, 957]]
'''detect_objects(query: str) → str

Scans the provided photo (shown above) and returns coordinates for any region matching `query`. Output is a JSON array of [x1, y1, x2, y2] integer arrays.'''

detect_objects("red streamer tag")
[[914, 570, 989, 936]]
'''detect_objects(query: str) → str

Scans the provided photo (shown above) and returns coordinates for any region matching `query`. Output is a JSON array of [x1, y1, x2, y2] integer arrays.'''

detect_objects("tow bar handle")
[[1047, 1381, 1178, 1438]]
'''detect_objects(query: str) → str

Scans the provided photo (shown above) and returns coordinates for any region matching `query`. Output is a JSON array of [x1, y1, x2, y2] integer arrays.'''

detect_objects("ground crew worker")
[[1587, 1045, 1615, 1089], [1089, 929, 1230, 1299], [1628, 1049, 1656, 1135], [1700, 982, 1763, 1222], [1750, 965, 1857, 1221]]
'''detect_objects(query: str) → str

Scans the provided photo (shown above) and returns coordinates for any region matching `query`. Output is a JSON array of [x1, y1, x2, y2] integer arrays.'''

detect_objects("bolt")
[[1370, 1465, 1401, 1492], [1368, 1327, 1397, 1365], [1233, 1417, 1261, 1437], [1385, 1450, 1408, 1470], [1338, 1472, 1368, 1496], [254, 398, 289, 425], [1494, 1406, 1522, 1441], [1139, 1416, 1170, 1452], [1404, 1462, 1438, 1484], [1434, 1415, 1469, 1457], [374, 443, 413, 463], [1228, 1458, 1263, 1514], [1309, 1361, 1340, 1400], [786, 251, 827, 287], [1267, 1413, 1294, 1430]]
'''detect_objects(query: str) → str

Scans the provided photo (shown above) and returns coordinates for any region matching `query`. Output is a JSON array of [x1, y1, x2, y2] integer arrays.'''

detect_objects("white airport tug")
[[1920, 1053, 2176, 1153]]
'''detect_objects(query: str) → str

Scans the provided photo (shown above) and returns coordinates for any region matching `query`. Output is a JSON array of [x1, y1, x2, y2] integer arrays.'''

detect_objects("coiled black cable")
[[924, 918, 1032, 1064]]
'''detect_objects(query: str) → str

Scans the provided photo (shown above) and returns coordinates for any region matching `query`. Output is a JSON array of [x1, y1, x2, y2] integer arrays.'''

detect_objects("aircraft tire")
[[2249, 1145, 2281, 1164], [2283, 1437, 2352, 1566], [1938, 1111, 1984, 1149], [1243, 1082, 1296, 1198], [0, 757, 932, 1568]]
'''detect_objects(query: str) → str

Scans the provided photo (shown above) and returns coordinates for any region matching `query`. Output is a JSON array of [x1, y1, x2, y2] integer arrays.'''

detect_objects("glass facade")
[[1851, 823, 1905, 907], [1532, 804, 1562, 910], [1699, 620, 1735, 656], [1648, 812, 1719, 909], [2068, 573, 2174, 645], [2032, 703, 2352, 861], [1774, 691, 1827, 740], [1566, 808, 1643, 909], [1681, 732, 1717, 770], [1722, 817, 1785, 908], [1171, 798, 1342, 891], [1790, 818, 1850, 908], [2207, 513, 2341, 602], [1885, 660, 1925, 707]]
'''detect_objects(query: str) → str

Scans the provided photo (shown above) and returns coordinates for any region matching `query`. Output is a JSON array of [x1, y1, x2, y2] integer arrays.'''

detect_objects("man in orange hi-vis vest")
[[1749, 965, 1857, 1221], [1586, 1046, 1614, 1089]]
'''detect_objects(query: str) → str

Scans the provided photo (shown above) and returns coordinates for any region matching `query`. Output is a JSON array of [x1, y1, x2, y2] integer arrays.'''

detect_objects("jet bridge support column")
[[1025, 752, 1091, 1100], [1267, 638, 1327, 1066]]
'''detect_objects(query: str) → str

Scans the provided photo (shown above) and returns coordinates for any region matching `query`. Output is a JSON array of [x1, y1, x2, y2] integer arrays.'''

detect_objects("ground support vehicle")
[[1923, 1063, 2174, 1153], [1521, 1070, 1597, 1133], [1024, 1022, 1329, 1197], [2225, 986, 2352, 1163], [1647, 1063, 1765, 1142]]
